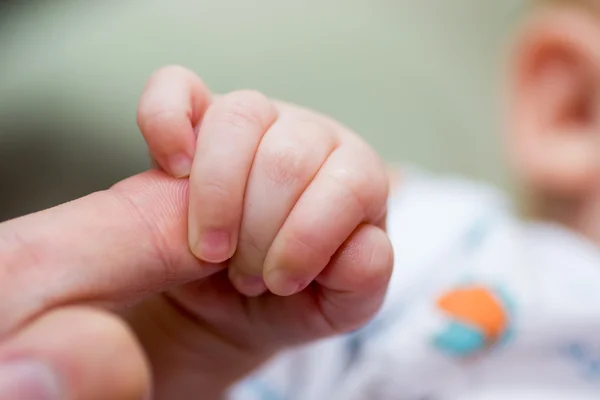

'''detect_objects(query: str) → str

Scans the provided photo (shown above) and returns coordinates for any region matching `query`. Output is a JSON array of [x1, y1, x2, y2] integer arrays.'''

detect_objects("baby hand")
[[132, 66, 394, 396], [138, 66, 393, 301]]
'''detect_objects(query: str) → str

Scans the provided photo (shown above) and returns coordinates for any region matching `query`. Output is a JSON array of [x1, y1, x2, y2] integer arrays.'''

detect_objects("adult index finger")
[[0, 170, 222, 336]]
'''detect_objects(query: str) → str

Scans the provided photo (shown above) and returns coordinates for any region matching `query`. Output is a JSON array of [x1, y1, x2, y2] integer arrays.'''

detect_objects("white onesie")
[[228, 170, 600, 400]]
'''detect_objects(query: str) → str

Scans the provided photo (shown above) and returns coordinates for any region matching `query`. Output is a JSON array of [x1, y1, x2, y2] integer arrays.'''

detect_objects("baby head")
[[508, 0, 600, 243]]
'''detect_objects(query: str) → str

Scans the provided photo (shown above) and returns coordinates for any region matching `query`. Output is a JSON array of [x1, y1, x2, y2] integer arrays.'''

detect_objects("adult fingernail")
[[230, 271, 267, 297], [194, 229, 233, 263], [265, 269, 307, 297], [0, 360, 62, 400], [168, 153, 192, 178]]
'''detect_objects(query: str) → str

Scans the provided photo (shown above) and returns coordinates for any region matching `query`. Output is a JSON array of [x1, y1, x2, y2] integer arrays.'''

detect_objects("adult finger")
[[188, 90, 278, 263], [137, 66, 212, 178], [0, 170, 221, 335], [0, 307, 150, 400]]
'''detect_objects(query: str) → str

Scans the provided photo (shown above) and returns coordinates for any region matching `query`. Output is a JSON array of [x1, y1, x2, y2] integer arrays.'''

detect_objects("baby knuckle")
[[330, 167, 376, 216], [260, 142, 311, 188], [285, 228, 331, 267], [200, 179, 236, 206], [363, 230, 394, 284], [214, 90, 276, 131], [342, 154, 389, 218], [138, 66, 202, 124], [259, 119, 334, 188], [137, 108, 179, 132], [294, 117, 337, 140]]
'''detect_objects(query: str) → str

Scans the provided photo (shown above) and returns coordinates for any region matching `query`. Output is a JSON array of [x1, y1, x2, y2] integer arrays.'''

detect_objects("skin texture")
[[132, 6, 600, 391], [0, 67, 393, 399], [0, 166, 393, 399], [4, 2, 600, 397], [138, 67, 390, 297], [133, 66, 394, 398]]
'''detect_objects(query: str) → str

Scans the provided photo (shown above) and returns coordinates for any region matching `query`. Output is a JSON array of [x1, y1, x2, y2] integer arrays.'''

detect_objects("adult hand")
[[0, 170, 218, 400]]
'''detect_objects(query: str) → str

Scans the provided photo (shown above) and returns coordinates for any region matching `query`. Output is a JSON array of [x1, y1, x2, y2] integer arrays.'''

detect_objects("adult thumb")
[[0, 307, 150, 400]]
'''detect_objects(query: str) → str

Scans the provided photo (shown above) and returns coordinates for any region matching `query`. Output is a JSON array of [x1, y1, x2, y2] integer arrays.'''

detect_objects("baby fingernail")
[[0, 360, 62, 400], [168, 153, 192, 178], [194, 229, 232, 263], [231, 272, 267, 297], [265, 269, 306, 297]]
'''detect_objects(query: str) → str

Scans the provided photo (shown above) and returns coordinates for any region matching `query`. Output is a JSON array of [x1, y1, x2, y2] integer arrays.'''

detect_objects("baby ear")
[[508, 6, 600, 197]]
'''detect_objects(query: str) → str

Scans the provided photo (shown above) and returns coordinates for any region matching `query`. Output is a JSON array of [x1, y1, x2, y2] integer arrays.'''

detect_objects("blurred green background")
[[0, 0, 524, 221]]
